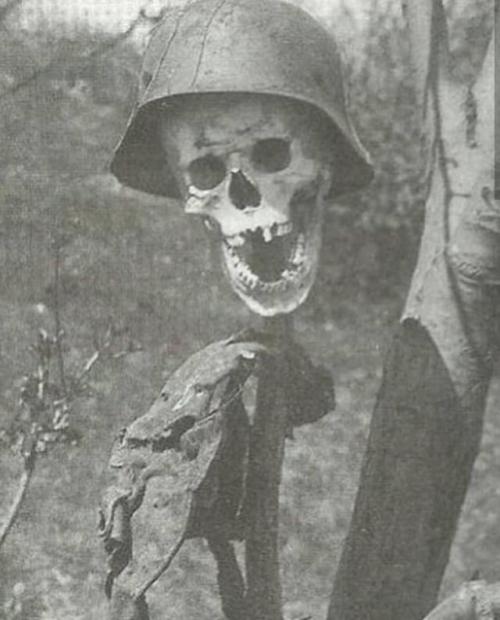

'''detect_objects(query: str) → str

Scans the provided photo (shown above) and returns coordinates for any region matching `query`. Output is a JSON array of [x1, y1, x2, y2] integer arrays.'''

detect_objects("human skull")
[[160, 93, 335, 316]]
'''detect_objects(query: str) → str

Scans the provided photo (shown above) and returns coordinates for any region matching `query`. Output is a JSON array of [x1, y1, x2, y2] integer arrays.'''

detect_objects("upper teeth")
[[226, 233, 245, 247], [279, 222, 293, 235], [225, 221, 293, 246], [189, 186, 211, 199], [222, 231, 308, 290]]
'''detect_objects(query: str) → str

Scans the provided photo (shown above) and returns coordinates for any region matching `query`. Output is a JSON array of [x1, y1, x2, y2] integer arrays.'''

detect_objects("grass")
[[0, 184, 499, 619]]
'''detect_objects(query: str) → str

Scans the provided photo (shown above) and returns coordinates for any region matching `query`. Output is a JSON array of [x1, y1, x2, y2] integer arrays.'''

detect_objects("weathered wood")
[[328, 1, 496, 618], [423, 580, 500, 620], [245, 315, 292, 620], [328, 319, 488, 620]]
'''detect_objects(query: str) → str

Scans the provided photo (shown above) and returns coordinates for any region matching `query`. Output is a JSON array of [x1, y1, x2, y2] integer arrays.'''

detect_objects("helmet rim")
[[110, 0, 374, 198]]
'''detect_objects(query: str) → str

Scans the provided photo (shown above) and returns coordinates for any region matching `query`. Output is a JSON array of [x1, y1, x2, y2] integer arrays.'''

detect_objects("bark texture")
[[328, 320, 487, 620], [328, 1, 497, 618], [422, 580, 500, 619]]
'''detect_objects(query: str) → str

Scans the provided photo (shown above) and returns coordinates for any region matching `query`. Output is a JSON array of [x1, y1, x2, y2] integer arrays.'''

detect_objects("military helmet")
[[110, 0, 373, 199]]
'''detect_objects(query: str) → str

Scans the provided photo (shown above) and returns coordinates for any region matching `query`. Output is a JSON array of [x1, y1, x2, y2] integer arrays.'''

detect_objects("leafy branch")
[[0, 241, 140, 551]]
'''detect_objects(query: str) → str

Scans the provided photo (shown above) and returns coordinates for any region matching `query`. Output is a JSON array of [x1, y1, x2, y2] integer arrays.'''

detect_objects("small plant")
[[0, 239, 140, 552]]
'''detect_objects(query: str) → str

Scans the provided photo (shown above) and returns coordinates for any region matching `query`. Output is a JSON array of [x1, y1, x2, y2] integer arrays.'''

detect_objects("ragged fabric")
[[98, 333, 334, 619]]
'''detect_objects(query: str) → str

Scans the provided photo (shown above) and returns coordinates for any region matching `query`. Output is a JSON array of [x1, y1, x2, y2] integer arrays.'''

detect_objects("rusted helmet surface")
[[110, 0, 373, 198]]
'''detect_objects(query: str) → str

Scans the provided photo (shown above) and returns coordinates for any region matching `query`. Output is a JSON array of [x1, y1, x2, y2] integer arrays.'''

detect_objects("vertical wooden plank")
[[244, 315, 291, 620]]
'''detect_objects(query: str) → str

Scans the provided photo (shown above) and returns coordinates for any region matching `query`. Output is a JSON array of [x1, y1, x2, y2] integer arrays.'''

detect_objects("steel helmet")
[[110, 0, 373, 199]]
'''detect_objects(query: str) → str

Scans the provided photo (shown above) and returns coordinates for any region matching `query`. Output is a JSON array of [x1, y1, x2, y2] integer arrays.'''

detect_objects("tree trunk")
[[328, 1, 498, 618]]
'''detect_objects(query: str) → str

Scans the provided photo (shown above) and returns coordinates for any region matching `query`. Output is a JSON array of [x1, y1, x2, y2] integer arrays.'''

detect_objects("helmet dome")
[[110, 0, 373, 198]]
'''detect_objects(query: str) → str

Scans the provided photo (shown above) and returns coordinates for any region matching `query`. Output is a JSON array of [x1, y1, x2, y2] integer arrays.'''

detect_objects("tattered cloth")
[[98, 332, 334, 619]]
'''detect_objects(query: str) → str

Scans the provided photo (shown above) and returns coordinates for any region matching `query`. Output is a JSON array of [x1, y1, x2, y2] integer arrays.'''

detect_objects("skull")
[[160, 93, 335, 316]]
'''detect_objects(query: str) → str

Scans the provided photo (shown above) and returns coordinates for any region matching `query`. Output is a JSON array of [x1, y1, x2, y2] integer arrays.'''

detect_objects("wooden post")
[[244, 315, 292, 620], [329, 3, 496, 618]]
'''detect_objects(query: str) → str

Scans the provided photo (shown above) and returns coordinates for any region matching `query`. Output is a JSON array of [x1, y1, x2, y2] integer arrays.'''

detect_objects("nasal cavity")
[[229, 170, 261, 210]]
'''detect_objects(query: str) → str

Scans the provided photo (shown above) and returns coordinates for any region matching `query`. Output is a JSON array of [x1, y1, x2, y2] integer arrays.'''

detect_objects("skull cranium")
[[160, 93, 335, 316]]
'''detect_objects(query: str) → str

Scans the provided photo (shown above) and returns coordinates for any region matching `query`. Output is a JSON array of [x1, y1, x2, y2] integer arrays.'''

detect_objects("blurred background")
[[0, 0, 495, 618]]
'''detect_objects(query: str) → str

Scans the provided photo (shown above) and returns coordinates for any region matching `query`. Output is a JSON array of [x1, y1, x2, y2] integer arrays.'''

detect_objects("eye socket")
[[188, 154, 226, 190], [251, 138, 291, 173]]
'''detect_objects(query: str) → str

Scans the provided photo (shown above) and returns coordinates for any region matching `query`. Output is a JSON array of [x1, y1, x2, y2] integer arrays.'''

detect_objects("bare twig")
[[0, 11, 145, 101], [135, 537, 185, 599], [76, 322, 136, 385], [52, 243, 67, 398], [0, 449, 35, 548], [78, 351, 101, 383]]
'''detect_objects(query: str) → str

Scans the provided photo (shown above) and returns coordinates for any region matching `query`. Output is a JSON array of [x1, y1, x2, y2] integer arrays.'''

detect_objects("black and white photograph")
[[0, 0, 497, 618]]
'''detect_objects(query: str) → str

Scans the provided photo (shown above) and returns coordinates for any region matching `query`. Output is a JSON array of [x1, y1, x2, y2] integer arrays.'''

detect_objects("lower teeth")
[[224, 231, 307, 291]]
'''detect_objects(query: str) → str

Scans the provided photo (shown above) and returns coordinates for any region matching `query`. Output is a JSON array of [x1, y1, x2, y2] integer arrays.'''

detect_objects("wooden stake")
[[244, 315, 292, 620], [329, 5, 496, 617]]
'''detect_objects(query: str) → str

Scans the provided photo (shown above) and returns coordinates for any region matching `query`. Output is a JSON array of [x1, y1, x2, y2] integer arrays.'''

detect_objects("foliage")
[[1, 328, 77, 460]]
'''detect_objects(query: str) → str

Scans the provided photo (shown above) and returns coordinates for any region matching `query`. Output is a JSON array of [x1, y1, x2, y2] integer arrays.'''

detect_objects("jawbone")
[[220, 198, 324, 316]]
